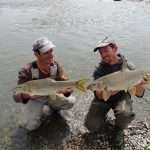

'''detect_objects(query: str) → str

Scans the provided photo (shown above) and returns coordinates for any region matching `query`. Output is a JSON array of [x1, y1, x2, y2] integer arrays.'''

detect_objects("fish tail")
[[75, 79, 90, 92]]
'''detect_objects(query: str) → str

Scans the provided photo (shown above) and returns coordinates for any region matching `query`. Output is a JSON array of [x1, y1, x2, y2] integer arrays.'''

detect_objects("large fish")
[[14, 78, 90, 96], [87, 69, 150, 101]]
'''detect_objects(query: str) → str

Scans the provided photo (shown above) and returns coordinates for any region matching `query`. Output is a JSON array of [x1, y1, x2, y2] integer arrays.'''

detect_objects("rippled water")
[[0, 0, 150, 142]]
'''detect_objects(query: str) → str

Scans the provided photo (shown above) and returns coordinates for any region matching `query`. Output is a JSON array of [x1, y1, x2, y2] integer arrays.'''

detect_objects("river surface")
[[0, 0, 150, 148]]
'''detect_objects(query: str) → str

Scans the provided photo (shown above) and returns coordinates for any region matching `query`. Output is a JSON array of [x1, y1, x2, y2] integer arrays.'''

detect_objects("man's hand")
[[136, 73, 150, 90], [95, 89, 119, 101], [135, 74, 150, 97], [138, 74, 150, 86], [13, 93, 31, 104], [57, 88, 74, 97], [111, 90, 119, 96], [13, 93, 42, 104]]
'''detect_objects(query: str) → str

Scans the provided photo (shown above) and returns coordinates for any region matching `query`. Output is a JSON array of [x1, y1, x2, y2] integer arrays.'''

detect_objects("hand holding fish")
[[95, 89, 119, 101], [134, 73, 150, 97], [13, 92, 43, 104], [13, 78, 89, 105], [87, 69, 150, 101], [56, 88, 74, 97], [13, 93, 31, 103], [137, 74, 150, 86]]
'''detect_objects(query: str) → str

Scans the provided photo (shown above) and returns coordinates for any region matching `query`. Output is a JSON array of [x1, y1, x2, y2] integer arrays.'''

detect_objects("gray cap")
[[32, 37, 56, 53], [93, 37, 115, 52]]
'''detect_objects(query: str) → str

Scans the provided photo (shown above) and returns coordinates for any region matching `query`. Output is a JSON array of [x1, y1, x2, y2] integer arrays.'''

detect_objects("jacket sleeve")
[[93, 68, 100, 80], [126, 60, 145, 98], [13, 64, 32, 103], [93, 65, 104, 80], [56, 62, 68, 81], [17, 64, 32, 84]]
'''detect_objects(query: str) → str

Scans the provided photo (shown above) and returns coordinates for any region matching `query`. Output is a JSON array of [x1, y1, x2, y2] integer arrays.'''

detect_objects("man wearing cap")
[[84, 38, 150, 149], [12, 37, 75, 149]]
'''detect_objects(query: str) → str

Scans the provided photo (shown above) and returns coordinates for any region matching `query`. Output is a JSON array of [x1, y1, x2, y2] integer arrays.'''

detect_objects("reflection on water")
[[0, 0, 150, 148]]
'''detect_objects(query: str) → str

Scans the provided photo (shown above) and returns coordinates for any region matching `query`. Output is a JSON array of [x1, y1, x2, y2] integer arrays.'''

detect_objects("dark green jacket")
[[93, 54, 135, 103]]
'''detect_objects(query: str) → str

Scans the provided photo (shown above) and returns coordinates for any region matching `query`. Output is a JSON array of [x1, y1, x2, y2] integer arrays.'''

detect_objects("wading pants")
[[84, 92, 135, 132], [19, 95, 76, 131]]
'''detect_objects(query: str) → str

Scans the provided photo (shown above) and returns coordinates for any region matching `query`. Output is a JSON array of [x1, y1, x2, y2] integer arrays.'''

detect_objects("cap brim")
[[39, 44, 56, 53], [93, 42, 112, 52], [93, 47, 99, 52]]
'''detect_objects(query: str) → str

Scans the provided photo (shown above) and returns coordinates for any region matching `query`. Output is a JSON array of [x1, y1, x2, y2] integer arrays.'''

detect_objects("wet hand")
[[14, 93, 43, 104], [138, 74, 150, 86], [95, 89, 119, 101], [143, 74, 150, 84], [14, 93, 31, 103], [110, 90, 119, 96], [57, 88, 74, 97]]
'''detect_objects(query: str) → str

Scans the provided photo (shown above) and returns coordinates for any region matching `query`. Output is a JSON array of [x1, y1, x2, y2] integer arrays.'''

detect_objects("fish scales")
[[88, 69, 150, 92], [14, 78, 91, 96]]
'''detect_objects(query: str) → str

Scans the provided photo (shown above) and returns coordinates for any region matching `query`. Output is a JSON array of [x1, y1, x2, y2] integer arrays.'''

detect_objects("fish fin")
[[75, 79, 91, 92], [102, 89, 111, 101], [128, 86, 136, 96]]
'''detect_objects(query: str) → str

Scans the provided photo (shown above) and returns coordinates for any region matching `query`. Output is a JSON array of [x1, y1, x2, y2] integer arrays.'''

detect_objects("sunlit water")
[[0, 0, 150, 147]]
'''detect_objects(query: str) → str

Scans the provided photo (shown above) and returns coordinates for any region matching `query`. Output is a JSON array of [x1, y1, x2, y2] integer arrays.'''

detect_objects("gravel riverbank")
[[64, 119, 150, 150], [1, 93, 150, 150]]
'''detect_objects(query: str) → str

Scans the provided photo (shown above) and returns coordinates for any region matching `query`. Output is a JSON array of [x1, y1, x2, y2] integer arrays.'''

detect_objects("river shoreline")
[[1, 117, 149, 150], [64, 119, 150, 150]]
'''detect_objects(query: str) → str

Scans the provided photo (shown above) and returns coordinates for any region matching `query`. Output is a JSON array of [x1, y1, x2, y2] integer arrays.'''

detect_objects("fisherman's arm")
[[95, 90, 119, 101], [135, 74, 150, 97], [56, 63, 68, 81], [95, 90, 104, 100], [18, 64, 32, 84], [125, 60, 146, 97], [13, 65, 32, 104], [55, 62, 74, 96], [93, 69, 119, 100]]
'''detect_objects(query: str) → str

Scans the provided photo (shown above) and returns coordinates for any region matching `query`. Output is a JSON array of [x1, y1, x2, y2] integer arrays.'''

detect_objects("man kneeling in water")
[[11, 37, 76, 149]]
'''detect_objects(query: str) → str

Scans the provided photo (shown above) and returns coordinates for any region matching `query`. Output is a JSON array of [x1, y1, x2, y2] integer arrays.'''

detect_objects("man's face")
[[98, 46, 117, 64], [36, 48, 54, 65]]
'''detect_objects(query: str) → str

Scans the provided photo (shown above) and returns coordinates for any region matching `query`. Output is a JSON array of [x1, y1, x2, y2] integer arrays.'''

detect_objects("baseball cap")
[[32, 37, 56, 53], [93, 37, 116, 52]]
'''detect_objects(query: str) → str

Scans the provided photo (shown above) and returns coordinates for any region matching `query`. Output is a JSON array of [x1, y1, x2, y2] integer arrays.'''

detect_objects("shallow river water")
[[0, 0, 150, 148]]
